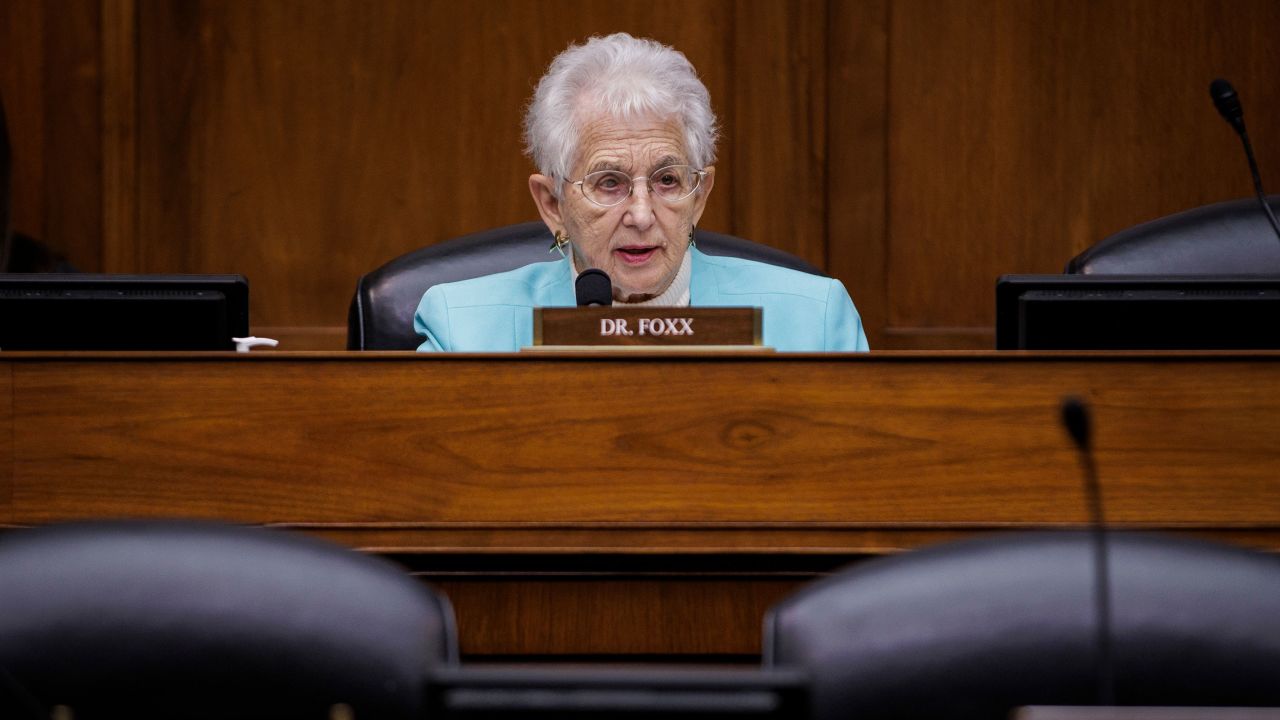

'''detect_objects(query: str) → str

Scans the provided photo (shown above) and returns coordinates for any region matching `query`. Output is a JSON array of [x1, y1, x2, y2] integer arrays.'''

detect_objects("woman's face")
[[530, 114, 714, 303]]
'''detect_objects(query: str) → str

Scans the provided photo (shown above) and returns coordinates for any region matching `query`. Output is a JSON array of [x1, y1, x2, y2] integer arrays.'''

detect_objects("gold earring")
[[550, 230, 569, 258]]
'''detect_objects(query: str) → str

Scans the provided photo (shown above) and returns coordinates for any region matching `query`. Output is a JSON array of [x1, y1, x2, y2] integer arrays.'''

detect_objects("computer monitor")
[[0, 273, 249, 350], [995, 274, 1280, 350]]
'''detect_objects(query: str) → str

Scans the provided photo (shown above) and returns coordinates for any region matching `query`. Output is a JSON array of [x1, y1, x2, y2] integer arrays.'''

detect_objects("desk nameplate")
[[533, 307, 762, 347]]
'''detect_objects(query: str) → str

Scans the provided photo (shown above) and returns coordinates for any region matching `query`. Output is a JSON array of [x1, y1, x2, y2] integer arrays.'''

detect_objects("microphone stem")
[[1080, 450, 1115, 706], [1238, 126, 1280, 245]]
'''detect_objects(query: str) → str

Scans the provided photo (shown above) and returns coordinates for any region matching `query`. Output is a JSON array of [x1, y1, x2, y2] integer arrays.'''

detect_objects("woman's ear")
[[528, 174, 564, 230]]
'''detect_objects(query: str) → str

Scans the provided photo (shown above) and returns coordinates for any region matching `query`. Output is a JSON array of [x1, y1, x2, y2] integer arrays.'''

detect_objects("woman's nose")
[[624, 180, 656, 228]]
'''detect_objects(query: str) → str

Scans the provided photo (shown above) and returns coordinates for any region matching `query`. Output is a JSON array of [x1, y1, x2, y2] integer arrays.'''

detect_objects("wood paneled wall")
[[4, 0, 1279, 348]]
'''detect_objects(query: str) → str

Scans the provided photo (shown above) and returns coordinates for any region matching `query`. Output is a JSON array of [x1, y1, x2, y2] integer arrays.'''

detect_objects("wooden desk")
[[2, 351, 1278, 658]]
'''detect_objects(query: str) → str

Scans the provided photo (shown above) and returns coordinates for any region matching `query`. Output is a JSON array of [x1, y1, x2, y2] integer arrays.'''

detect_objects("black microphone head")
[[1210, 78, 1245, 129], [575, 268, 612, 307], [1061, 395, 1092, 452]]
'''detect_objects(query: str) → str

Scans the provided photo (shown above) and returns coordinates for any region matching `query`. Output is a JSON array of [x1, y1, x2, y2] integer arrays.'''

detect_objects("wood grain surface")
[[4, 352, 1278, 529], [7, 1, 1278, 348], [887, 0, 1280, 343], [2, 351, 1278, 656], [827, 0, 889, 353], [8, 0, 1280, 657], [131, 0, 744, 330], [432, 576, 800, 657], [0, 0, 45, 242]]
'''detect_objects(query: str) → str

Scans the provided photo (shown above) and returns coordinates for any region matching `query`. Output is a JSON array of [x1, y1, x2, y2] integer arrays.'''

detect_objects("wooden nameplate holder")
[[530, 306, 764, 350]]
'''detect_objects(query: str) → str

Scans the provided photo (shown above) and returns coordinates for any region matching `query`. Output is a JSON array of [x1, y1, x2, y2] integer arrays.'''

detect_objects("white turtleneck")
[[570, 249, 692, 307]]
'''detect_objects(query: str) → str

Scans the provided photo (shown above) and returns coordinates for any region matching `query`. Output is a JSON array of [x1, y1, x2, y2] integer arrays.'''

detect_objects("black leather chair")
[[764, 532, 1280, 720], [1066, 196, 1280, 274], [0, 520, 457, 720], [347, 222, 824, 350]]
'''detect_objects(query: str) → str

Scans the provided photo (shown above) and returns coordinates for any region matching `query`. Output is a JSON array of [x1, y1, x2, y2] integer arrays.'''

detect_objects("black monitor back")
[[0, 274, 249, 351], [995, 274, 1280, 350]]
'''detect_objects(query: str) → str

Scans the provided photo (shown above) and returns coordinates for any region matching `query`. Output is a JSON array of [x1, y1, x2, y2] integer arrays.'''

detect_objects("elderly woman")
[[415, 33, 868, 352]]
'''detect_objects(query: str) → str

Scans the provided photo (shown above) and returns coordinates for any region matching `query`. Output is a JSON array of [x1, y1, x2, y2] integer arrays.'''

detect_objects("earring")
[[549, 230, 569, 258], [688, 226, 697, 248]]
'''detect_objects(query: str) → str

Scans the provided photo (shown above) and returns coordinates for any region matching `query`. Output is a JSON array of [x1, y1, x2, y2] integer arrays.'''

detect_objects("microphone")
[[1210, 78, 1245, 132], [1209, 78, 1280, 245], [1060, 395, 1115, 707], [575, 268, 612, 307]]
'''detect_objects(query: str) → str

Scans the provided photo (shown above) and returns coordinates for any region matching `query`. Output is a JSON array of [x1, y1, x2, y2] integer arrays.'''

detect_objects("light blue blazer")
[[414, 248, 869, 352]]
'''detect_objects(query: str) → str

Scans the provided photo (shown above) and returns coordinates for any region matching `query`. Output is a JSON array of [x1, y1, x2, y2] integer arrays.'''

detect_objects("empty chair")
[[347, 222, 824, 350], [764, 532, 1280, 720], [0, 520, 456, 719], [1066, 196, 1280, 274]]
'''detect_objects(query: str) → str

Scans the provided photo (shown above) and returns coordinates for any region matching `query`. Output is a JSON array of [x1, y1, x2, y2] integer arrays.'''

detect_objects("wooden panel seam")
[[101, 0, 137, 273]]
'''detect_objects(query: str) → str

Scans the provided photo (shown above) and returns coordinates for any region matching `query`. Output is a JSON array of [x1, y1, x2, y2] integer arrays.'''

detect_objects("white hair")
[[523, 33, 719, 184]]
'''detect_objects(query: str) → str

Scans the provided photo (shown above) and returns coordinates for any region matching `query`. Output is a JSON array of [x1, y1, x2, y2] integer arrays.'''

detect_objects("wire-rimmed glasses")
[[570, 165, 706, 207]]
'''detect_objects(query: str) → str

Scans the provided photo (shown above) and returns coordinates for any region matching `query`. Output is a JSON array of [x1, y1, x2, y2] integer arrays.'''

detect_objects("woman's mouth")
[[614, 246, 658, 265]]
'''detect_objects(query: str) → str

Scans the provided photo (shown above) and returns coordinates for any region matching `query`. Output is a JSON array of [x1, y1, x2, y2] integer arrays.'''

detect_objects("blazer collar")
[[548, 249, 720, 306], [539, 257, 577, 307], [689, 247, 722, 306]]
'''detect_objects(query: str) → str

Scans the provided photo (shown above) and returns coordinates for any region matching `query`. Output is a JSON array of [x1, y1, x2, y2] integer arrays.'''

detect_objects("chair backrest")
[[347, 222, 825, 350], [764, 532, 1280, 720], [1066, 196, 1280, 274], [0, 520, 456, 720]]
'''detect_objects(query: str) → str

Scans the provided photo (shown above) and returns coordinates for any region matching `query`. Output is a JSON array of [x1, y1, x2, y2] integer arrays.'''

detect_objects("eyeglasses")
[[570, 165, 707, 208]]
